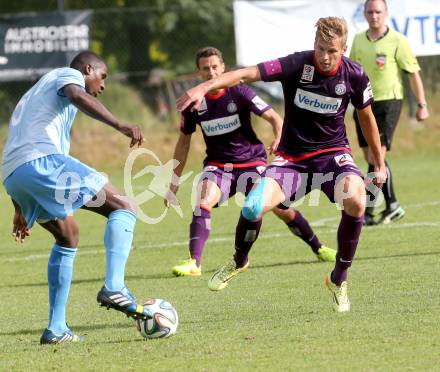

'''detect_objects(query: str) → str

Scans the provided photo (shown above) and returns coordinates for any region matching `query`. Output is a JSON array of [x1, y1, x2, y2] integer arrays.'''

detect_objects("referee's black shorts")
[[353, 99, 402, 150]]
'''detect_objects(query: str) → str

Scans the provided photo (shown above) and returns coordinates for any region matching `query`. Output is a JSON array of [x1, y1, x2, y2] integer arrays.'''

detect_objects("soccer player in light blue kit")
[[2, 51, 152, 344]]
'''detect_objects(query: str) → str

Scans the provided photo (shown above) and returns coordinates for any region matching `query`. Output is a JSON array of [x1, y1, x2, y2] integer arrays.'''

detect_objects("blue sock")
[[104, 209, 136, 291], [47, 244, 77, 335]]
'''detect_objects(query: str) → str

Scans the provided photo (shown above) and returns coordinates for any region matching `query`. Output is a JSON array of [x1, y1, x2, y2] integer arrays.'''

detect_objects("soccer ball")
[[135, 299, 178, 339]]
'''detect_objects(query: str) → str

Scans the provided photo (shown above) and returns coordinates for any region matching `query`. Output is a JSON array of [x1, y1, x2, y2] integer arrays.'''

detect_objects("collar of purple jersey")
[[206, 88, 227, 100]]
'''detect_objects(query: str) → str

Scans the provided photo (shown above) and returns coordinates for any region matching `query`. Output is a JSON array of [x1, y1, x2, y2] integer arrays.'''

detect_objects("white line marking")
[[2, 200, 439, 263]]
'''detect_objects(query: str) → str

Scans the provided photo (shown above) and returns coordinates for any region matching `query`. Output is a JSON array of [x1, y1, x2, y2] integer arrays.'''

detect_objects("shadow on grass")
[[0, 321, 133, 337], [244, 250, 440, 270], [2, 273, 176, 289], [0, 243, 103, 258], [4, 250, 440, 289]]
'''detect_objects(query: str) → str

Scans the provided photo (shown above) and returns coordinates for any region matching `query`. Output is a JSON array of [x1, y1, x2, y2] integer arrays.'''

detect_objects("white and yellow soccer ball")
[[135, 299, 178, 339]]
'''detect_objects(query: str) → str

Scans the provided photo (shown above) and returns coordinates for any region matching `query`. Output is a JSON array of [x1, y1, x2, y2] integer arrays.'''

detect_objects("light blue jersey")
[[1, 67, 85, 180]]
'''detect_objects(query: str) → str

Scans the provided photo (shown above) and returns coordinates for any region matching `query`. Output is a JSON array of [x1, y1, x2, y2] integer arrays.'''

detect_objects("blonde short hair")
[[315, 17, 348, 45]]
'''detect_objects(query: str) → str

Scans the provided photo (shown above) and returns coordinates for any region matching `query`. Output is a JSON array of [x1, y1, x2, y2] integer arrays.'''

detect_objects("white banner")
[[234, 0, 440, 66]]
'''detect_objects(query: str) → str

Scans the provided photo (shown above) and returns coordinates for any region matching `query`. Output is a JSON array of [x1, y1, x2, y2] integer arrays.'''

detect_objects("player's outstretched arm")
[[10, 199, 30, 243], [261, 108, 283, 154], [164, 132, 192, 207], [356, 105, 387, 187], [64, 84, 145, 147], [408, 71, 429, 122], [176, 66, 261, 112]]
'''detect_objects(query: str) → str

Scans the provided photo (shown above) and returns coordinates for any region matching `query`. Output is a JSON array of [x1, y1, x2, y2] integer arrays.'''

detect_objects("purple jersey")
[[258, 51, 373, 157], [181, 84, 271, 166]]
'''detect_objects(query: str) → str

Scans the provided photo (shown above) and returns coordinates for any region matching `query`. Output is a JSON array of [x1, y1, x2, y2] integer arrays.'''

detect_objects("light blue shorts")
[[4, 154, 108, 228]]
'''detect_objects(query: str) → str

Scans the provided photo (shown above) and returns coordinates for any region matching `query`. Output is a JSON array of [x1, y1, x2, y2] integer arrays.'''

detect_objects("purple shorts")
[[199, 165, 266, 206], [265, 151, 363, 207]]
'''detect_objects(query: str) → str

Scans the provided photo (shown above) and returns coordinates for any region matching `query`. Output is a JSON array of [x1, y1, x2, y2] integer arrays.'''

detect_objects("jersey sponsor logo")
[[334, 153, 355, 167], [251, 95, 269, 111], [375, 54, 386, 67], [227, 101, 237, 113], [335, 83, 346, 95], [294, 88, 342, 114], [200, 114, 241, 136], [198, 97, 208, 115], [363, 82, 373, 104], [301, 64, 314, 82]]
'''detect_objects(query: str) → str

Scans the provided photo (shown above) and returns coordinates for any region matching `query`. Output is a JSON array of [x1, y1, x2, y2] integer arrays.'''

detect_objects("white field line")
[[2, 201, 439, 263]]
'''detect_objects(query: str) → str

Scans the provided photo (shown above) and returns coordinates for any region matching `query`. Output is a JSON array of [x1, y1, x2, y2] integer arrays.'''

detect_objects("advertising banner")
[[234, 0, 440, 66], [0, 10, 92, 81]]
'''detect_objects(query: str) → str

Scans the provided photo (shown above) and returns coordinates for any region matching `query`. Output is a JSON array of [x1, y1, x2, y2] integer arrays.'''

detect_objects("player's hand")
[[372, 163, 387, 188], [119, 124, 145, 147], [267, 137, 280, 155], [416, 106, 429, 122], [12, 210, 30, 243], [176, 83, 209, 112], [164, 189, 180, 208]]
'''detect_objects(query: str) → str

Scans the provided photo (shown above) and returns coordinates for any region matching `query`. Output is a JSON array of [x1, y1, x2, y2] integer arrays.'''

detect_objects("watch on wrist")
[[417, 103, 427, 109]]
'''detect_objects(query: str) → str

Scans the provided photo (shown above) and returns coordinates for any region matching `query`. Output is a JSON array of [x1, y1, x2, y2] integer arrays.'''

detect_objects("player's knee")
[[197, 203, 213, 213], [55, 225, 79, 248], [115, 196, 138, 215], [343, 198, 365, 217]]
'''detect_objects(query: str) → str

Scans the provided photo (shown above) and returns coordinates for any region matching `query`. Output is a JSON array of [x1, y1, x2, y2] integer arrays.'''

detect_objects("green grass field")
[[0, 151, 439, 371]]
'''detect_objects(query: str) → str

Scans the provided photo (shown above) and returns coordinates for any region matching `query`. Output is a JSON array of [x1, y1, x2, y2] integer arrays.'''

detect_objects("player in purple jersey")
[[177, 19, 386, 312], [166, 47, 336, 277]]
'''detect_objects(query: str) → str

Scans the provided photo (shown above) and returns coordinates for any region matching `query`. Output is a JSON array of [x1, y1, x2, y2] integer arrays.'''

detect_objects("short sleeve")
[[395, 35, 420, 74], [257, 54, 296, 82], [56, 68, 85, 97], [237, 85, 271, 116], [350, 68, 374, 109], [180, 108, 198, 134]]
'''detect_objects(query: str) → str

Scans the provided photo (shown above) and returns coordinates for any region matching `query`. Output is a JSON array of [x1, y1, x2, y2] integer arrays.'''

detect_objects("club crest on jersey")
[[335, 83, 346, 95], [227, 101, 237, 113], [301, 64, 315, 82], [375, 54, 386, 67], [334, 153, 355, 167]]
